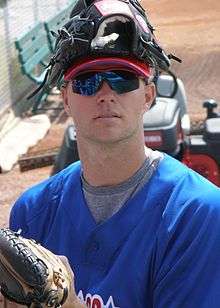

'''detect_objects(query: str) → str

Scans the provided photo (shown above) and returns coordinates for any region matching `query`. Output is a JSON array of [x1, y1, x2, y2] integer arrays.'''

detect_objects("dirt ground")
[[0, 0, 220, 227]]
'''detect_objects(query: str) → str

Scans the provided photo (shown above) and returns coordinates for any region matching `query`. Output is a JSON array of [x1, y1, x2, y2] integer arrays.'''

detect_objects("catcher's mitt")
[[0, 228, 71, 307]]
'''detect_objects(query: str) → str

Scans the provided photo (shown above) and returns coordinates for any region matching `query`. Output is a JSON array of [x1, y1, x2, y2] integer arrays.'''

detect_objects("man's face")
[[62, 76, 155, 145]]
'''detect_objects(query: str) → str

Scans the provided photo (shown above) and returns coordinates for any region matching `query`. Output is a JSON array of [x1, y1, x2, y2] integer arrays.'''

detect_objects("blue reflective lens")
[[72, 71, 140, 96]]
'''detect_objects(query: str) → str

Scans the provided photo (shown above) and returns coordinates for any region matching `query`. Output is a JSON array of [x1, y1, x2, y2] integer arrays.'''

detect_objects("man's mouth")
[[94, 113, 121, 119]]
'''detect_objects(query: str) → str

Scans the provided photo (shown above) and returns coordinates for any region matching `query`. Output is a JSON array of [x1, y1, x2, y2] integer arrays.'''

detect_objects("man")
[[6, 0, 220, 307]]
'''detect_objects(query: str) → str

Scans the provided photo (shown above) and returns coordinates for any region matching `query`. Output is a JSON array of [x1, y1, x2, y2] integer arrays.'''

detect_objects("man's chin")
[[86, 133, 135, 146]]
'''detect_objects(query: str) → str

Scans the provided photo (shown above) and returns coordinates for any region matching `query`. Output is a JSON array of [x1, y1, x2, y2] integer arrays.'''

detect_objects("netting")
[[0, 0, 72, 114]]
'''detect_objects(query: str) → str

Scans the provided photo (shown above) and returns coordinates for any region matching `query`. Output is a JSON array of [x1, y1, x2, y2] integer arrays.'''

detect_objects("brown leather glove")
[[0, 228, 71, 308]]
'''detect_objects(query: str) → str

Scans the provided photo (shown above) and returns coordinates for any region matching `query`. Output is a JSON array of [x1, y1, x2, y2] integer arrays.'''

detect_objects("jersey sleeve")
[[9, 162, 80, 242], [152, 182, 220, 307], [9, 192, 30, 235], [9, 177, 51, 239], [9, 171, 64, 241]]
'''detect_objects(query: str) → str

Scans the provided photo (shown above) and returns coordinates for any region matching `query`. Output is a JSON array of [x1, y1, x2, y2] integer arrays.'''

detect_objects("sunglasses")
[[71, 71, 141, 96]]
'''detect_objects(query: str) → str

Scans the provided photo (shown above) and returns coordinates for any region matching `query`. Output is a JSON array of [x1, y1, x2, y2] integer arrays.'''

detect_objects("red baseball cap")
[[64, 56, 152, 81]]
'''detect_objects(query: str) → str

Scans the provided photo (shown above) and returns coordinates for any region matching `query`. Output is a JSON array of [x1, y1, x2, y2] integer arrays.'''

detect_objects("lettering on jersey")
[[77, 290, 120, 308]]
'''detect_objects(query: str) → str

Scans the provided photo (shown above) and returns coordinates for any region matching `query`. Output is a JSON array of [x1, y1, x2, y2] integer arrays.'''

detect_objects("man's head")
[[47, 0, 173, 88], [45, 0, 176, 145]]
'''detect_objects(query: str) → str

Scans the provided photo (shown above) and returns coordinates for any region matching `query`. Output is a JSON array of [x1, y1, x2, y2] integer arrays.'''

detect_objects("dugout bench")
[[14, 1, 75, 113], [44, 2, 74, 52]]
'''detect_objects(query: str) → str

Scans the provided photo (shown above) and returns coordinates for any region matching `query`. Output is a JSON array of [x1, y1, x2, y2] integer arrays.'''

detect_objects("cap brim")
[[64, 57, 151, 80]]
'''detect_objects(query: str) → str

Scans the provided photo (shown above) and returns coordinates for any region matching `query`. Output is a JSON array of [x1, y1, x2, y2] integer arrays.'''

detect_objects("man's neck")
[[77, 137, 148, 187]]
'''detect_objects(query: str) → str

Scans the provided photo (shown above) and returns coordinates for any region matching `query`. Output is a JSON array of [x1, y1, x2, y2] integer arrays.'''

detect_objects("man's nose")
[[96, 82, 116, 103]]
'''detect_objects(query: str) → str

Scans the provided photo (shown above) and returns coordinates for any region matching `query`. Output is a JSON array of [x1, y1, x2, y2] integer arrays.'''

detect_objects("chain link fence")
[[0, 0, 71, 115]]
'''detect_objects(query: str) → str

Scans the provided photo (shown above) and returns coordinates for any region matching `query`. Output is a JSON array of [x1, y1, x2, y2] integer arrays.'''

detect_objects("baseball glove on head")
[[28, 0, 181, 99], [0, 228, 71, 307]]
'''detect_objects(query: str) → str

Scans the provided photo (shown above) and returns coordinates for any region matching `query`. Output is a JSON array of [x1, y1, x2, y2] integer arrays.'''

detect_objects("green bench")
[[15, 22, 51, 113], [44, 2, 75, 52], [14, 1, 75, 113]]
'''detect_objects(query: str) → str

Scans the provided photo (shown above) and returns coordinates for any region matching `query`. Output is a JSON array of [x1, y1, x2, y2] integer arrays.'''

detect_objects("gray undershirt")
[[81, 149, 163, 224]]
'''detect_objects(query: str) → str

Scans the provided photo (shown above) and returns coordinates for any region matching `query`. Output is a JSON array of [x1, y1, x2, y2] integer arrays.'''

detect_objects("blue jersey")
[[10, 154, 220, 308]]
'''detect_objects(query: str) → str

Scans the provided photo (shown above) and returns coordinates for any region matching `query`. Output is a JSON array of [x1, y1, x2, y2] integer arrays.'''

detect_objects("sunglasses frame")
[[70, 70, 144, 96]]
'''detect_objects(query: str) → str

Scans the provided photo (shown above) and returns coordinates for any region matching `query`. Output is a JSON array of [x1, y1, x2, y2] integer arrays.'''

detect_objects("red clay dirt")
[[0, 0, 220, 227]]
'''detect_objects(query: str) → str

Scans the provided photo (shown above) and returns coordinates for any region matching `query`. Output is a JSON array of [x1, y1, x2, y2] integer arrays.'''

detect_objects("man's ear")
[[61, 86, 71, 115], [143, 83, 156, 113]]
